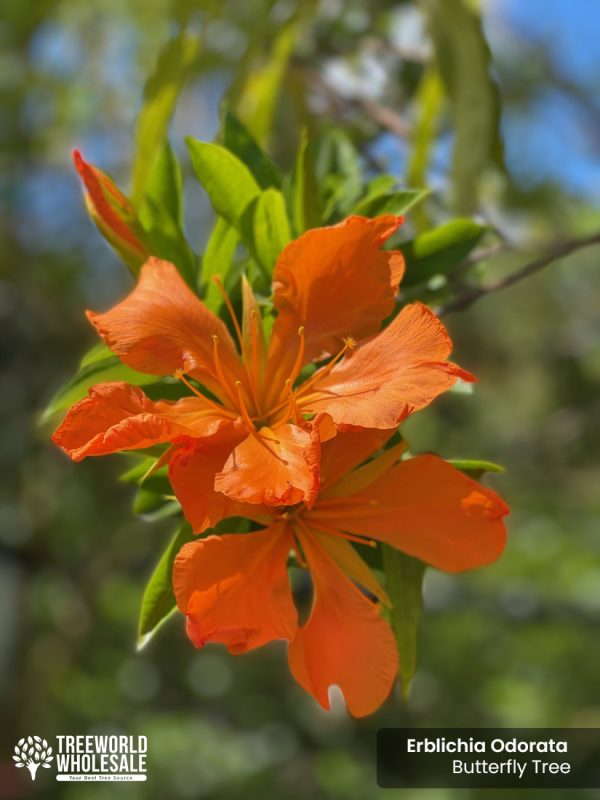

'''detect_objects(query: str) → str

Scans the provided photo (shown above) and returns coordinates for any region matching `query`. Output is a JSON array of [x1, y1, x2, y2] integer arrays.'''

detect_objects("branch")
[[300, 65, 412, 139], [436, 231, 600, 317]]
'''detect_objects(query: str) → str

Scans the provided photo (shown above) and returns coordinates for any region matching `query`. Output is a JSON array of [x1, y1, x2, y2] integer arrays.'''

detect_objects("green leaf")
[[132, 488, 180, 519], [246, 188, 292, 274], [142, 141, 184, 228], [406, 66, 444, 231], [222, 110, 281, 189], [119, 457, 172, 495], [401, 218, 487, 287], [382, 546, 426, 700], [137, 522, 195, 649], [235, 21, 298, 146], [351, 188, 430, 218], [291, 131, 322, 234], [42, 352, 159, 422], [186, 139, 261, 226], [140, 196, 197, 286], [132, 33, 199, 204], [314, 130, 363, 222], [447, 458, 504, 479], [425, 0, 504, 212], [199, 216, 240, 309]]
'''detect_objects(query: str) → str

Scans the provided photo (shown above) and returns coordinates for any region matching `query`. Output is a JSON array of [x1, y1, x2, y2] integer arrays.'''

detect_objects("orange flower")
[[173, 429, 509, 717], [73, 150, 149, 272], [53, 215, 474, 520]]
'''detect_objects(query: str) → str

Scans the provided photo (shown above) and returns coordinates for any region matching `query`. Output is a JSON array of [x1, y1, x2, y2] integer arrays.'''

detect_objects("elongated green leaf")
[[132, 488, 180, 519], [382, 545, 426, 700], [314, 129, 364, 223], [235, 22, 298, 146], [407, 66, 445, 188], [132, 34, 200, 204], [142, 142, 184, 227], [402, 218, 487, 287], [222, 110, 281, 189], [351, 188, 429, 218], [247, 189, 292, 274], [187, 139, 261, 225], [120, 457, 172, 495], [447, 459, 504, 479], [424, 0, 503, 212], [140, 196, 196, 286], [291, 131, 322, 234], [199, 217, 240, 309], [137, 522, 195, 649], [42, 353, 158, 422]]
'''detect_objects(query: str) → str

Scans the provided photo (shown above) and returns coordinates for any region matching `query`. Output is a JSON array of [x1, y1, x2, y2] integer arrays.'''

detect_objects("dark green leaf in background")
[[382, 545, 426, 700], [423, 0, 504, 212], [137, 522, 196, 649]]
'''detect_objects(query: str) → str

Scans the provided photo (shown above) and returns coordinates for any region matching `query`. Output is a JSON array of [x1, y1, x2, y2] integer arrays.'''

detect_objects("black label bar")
[[377, 728, 600, 789]]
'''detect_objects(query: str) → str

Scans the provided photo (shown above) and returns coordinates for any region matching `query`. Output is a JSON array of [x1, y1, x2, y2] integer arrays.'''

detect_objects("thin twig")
[[437, 231, 600, 317], [301, 65, 412, 139]]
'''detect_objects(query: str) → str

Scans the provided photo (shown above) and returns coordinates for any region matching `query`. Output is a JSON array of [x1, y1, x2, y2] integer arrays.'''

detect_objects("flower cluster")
[[53, 181, 508, 716]]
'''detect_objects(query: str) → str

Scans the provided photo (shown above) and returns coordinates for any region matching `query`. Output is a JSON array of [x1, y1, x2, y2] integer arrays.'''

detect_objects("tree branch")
[[437, 231, 600, 317]]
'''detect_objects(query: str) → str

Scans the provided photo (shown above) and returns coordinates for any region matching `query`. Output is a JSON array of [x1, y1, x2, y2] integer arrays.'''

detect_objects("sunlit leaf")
[[187, 139, 261, 225], [137, 522, 195, 649], [142, 141, 184, 228], [199, 217, 240, 310], [222, 109, 281, 189], [401, 218, 487, 286], [235, 21, 298, 146], [406, 66, 444, 231], [352, 187, 429, 218], [382, 545, 426, 700], [290, 130, 322, 234], [132, 33, 200, 204], [245, 188, 292, 274], [447, 458, 504, 479]]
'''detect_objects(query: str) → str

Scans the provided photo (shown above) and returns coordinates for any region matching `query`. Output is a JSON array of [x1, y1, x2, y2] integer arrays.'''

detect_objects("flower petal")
[[300, 302, 474, 429], [87, 258, 244, 397], [173, 526, 297, 654], [214, 423, 320, 507], [318, 428, 396, 492], [265, 216, 404, 401], [311, 455, 509, 572], [52, 382, 231, 461], [288, 531, 397, 717], [169, 431, 273, 533]]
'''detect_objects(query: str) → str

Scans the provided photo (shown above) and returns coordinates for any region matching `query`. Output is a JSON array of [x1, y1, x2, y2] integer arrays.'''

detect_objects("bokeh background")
[[2, 0, 600, 798]]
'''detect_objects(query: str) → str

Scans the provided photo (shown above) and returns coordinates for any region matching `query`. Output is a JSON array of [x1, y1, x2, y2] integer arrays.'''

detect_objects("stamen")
[[212, 275, 244, 352], [295, 335, 356, 400], [250, 309, 260, 378], [212, 335, 238, 408], [282, 378, 303, 425], [250, 429, 289, 464], [287, 326, 305, 387], [309, 502, 380, 520], [235, 381, 256, 432], [308, 518, 377, 547], [173, 369, 236, 416]]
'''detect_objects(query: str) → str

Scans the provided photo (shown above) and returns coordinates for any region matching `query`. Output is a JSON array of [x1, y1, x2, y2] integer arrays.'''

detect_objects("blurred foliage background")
[[2, 0, 600, 798]]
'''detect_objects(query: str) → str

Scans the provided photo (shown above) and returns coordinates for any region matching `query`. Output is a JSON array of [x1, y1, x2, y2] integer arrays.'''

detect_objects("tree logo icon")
[[13, 736, 53, 781]]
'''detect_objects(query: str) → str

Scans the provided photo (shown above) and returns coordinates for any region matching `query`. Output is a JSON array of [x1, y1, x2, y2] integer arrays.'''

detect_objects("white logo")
[[13, 736, 54, 781], [12, 734, 147, 782]]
